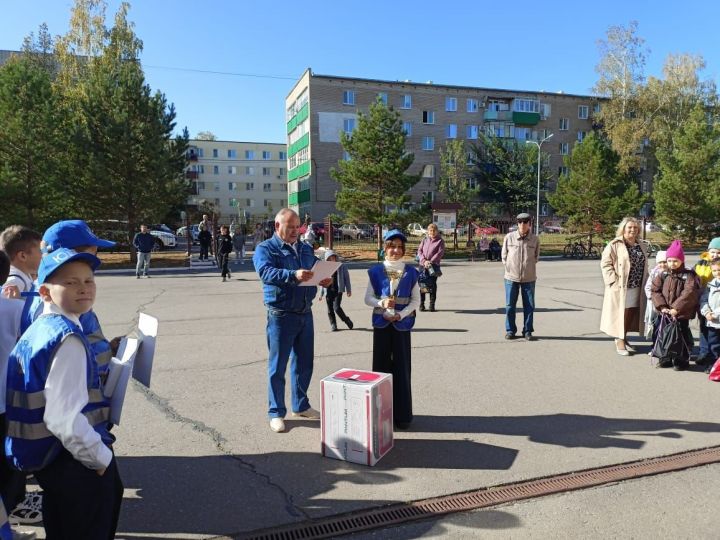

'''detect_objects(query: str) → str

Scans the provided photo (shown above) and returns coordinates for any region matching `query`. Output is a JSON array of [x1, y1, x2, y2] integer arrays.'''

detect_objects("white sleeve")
[[398, 282, 421, 320], [364, 281, 383, 308], [2, 275, 27, 293], [43, 336, 112, 470]]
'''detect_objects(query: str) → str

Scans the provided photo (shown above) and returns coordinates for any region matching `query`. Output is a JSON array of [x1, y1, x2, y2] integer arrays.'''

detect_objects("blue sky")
[[3, 1, 719, 143]]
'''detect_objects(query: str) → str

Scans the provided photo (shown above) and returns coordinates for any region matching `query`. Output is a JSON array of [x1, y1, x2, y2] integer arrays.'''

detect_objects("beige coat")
[[600, 237, 649, 338]]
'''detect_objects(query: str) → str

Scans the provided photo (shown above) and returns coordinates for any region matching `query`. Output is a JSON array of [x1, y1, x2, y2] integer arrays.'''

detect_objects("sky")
[[2, 1, 719, 144]]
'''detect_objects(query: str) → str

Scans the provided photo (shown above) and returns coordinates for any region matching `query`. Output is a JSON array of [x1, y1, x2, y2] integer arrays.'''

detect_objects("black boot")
[[420, 292, 426, 311], [429, 291, 436, 312]]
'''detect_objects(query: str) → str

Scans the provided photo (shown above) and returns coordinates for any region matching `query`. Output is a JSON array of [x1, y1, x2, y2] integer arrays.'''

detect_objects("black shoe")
[[345, 319, 354, 330], [330, 324, 337, 332], [429, 305, 436, 312], [524, 333, 535, 341], [394, 421, 411, 430], [692, 355, 713, 366], [505, 333, 516, 340], [419, 304, 426, 312]]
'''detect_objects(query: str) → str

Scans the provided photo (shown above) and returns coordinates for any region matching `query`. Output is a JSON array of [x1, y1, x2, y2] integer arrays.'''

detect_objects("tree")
[[548, 133, 643, 234], [593, 21, 650, 175], [437, 139, 476, 224], [195, 131, 217, 141], [330, 98, 419, 247], [470, 135, 542, 216], [653, 104, 720, 243]]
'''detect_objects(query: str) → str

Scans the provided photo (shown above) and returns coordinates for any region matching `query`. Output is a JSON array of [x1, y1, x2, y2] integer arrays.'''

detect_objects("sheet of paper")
[[108, 358, 133, 425], [298, 261, 342, 287], [104, 337, 140, 398], [133, 312, 158, 387]]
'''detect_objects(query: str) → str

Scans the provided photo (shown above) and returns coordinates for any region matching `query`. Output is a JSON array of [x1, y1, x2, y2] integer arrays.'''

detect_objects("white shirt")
[[41, 303, 112, 470], [364, 261, 421, 320], [0, 297, 23, 415], [2, 265, 34, 294]]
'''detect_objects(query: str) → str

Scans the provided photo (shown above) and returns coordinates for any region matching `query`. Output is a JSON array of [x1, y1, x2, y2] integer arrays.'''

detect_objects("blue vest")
[[0, 498, 10, 540], [19, 291, 41, 335], [5, 314, 111, 472], [368, 264, 419, 331]]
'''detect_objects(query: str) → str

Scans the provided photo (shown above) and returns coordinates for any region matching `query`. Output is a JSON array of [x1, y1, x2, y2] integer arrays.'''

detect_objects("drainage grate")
[[238, 446, 720, 540]]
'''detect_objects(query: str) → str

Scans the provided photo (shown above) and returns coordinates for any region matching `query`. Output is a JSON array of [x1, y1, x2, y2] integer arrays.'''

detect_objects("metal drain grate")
[[239, 446, 720, 540]]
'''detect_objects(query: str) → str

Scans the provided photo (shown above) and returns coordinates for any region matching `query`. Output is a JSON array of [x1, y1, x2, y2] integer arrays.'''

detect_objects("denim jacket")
[[253, 234, 318, 313]]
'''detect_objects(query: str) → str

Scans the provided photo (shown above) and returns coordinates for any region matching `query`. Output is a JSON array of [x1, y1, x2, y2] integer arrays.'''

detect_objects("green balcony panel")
[[288, 189, 311, 206], [288, 160, 311, 181], [288, 133, 310, 158], [286, 103, 309, 134], [512, 112, 540, 125]]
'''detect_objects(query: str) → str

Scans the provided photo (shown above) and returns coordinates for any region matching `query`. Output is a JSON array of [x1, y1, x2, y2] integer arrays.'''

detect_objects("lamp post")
[[526, 133, 553, 235]]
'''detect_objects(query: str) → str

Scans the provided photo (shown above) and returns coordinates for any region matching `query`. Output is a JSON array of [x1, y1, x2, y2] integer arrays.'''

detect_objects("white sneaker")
[[269, 418, 285, 432], [291, 407, 320, 420], [9, 492, 42, 524], [12, 527, 37, 540]]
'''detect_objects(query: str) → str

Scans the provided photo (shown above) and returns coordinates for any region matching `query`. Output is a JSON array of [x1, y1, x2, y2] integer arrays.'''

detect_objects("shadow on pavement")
[[411, 413, 720, 449], [455, 307, 583, 315]]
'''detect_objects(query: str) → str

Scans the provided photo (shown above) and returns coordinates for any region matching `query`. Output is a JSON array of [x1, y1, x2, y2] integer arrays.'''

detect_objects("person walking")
[[132, 224, 155, 278], [417, 223, 445, 312], [502, 213, 540, 340], [216, 225, 233, 282], [319, 250, 353, 331], [600, 217, 649, 355], [232, 226, 246, 263], [252, 208, 332, 433]]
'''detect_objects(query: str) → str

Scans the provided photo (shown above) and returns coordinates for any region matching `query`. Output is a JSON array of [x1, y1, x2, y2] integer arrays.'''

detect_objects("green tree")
[[195, 131, 217, 141], [654, 104, 720, 243], [470, 135, 541, 216], [437, 139, 476, 224], [330, 98, 419, 247], [548, 133, 643, 234]]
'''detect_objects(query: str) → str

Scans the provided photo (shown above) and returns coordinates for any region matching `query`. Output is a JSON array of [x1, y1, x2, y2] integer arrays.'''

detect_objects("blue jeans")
[[505, 279, 535, 335], [135, 252, 151, 276], [266, 310, 314, 418]]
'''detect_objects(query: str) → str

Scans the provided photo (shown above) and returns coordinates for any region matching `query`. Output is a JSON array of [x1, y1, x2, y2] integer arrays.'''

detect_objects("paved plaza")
[[24, 256, 720, 538]]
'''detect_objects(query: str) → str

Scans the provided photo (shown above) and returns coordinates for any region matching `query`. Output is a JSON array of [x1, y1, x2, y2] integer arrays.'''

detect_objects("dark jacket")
[[651, 268, 700, 320], [198, 230, 212, 245], [216, 234, 233, 256], [133, 232, 155, 253]]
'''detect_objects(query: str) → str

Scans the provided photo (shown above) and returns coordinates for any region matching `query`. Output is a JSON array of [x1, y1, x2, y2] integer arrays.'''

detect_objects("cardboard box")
[[320, 369, 393, 466]]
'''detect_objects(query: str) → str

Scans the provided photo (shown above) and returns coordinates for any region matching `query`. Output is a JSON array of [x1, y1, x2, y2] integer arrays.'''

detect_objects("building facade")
[[185, 140, 287, 224], [285, 69, 602, 221]]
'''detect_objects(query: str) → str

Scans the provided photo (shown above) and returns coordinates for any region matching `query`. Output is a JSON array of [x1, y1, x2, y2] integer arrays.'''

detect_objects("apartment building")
[[185, 140, 287, 223], [285, 69, 602, 221]]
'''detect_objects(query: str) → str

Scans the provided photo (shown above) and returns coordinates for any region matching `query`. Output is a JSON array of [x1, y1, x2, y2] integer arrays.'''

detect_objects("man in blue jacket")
[[253, 209, 332, 433], [132, 224, 155, 278]]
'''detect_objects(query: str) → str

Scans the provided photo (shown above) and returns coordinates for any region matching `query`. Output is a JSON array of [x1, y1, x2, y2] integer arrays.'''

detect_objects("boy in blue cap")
[[6, 248, 123, 539], [364, 229, 420, 430]]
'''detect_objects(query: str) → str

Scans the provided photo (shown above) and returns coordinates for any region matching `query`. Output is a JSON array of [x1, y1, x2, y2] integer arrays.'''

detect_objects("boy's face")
[[327, 255, 337, 262], [40, 261, 96, 316], [666, 258, 683, 271], [16, 240, 42, 273], [709, 248, 720, 261], [221, 227, 229, 235], [712, 265, 720, 279]]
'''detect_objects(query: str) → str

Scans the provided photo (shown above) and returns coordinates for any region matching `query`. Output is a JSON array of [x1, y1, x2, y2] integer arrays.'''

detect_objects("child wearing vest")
[[5, 248, 123, 539], [699, 260, 720, 372], [364, 230, 420, 430]]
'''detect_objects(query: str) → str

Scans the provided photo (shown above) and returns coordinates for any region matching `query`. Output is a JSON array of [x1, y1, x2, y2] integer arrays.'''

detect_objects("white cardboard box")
[[320, 369, 394, 466]]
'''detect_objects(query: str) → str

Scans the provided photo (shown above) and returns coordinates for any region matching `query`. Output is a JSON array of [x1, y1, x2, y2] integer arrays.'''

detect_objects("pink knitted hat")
[[665, 239, 685, 262]]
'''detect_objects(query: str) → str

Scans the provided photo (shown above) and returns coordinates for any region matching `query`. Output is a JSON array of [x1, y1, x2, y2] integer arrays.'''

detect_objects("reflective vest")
[[368, 264, 419, 331], [0, 497, 10, 540], [5, 314, 111, 472], [19, 290, 41, 335]]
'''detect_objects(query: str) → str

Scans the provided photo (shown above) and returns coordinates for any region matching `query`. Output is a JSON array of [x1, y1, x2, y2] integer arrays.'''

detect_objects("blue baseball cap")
[[42, 220, 115, 253], [383, 229, 407, 243], [38, 248, 101, 284]]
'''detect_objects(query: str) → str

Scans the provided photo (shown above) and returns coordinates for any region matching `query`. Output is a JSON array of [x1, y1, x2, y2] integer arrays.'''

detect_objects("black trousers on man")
[[35, 449, 123, 540], [326, 293, 351, 328], [372, 325, 413, 425]]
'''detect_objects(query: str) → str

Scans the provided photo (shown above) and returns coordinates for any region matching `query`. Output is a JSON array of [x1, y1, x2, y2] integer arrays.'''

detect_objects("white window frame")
[[245, 150, 255, 160], [466, 125, 478, 139], [263, 183, 272, 192], [445, 97, 457, 112], [246, 166, 255, 175], [228, 166, 237, 175], [401, 94, 412, 109], [422, 111, 435, 124], [422, 136, 435, 151], [560, 142, 569, 155], [559, 118, 569, 131], [578, 105, 589, 119], [577, 131, 586, 142], [446, 124, 457, 139], [467, 99, 478, 113], [246, 182, 255, 190], [227, 149, 237, 158], [378, 92, 388, 105], [262, 151, 271, 160], [343, 118, 355, 134], [213, 165, 219, 175], [343, 90, 355, 105], [262, 167, 271, 176]]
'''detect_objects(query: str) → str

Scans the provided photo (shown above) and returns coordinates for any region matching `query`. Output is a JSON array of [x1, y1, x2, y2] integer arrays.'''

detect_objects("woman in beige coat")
[[600, 217, 649, 355]]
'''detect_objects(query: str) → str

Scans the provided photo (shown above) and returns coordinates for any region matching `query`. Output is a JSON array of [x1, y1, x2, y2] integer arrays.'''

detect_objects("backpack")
[[651, 314, 691, 370]]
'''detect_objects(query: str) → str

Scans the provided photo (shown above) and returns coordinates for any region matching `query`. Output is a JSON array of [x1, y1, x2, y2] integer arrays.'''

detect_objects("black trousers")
[[372, 325, 413, 424], [218, 253, 230, 277], [199, 241, 210, 260], [420, 276, 438, 307], [326, 293, 350, 326], [35, 449, 123, 540], [0, 414, 26, 511]]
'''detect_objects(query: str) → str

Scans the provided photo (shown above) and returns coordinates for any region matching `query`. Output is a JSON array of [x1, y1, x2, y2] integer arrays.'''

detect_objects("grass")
[[97, 251, 189, 269]]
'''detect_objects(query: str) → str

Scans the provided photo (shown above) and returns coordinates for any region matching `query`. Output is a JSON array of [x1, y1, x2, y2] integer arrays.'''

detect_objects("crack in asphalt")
[[133, 381, 310, 522]]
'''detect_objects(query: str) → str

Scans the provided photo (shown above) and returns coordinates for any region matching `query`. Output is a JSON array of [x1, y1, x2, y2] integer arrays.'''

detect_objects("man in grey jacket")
[[502, 213, 540, 340]]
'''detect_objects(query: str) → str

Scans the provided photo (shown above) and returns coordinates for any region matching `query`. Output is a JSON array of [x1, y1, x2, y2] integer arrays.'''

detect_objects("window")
[[213, 182, 219, 191], [245, 166, 255, 175], [229, 198, 238, 207], [343, 118, 355, 133], [467, 99, 479, 113], [467, 177, 479, 189], [578, 105, 589, 119], [378, 92, 388, 105], [513, 99, 539, 113], [446, 124, 457, 139], [515, 127, 530, 140], [228, 166, 237, 174], [343, 90, 355, 105], [403, 121, 412, 136], [246, 199, 255, 207], [279, 183, 287, 191], [264, 199, 271, 207], [343, 151, 351, 161], [262, 151, 271, 160], [422, 111, 434, 124], [422, 191, 435, 203], [541, 103, 551, 119], [263, 183, 272, 192], [245, 182, 255, 190], [198, 181, 205, 190], [212, 149, 218, 158], [558, 166, 569, 176], [559, 142, 569, 155], [214, 198, 220, 206], [262, 167, 271, 176], [213, 165, 219, 175], [228, 182, 238, 190], [198, 165, 205, 174], [445, 97, 457, 112], [278, 167, 285, 176], [278, 151, 287, 160], [422, 164, 435, 178], [422, 136, 434, 151], [577, 131, 587, 142], [227, 149, 237, 158], [593, 103, 601, 114], [197, 148, 204, 158], [245, 150, 255, 160], [559, 118, 569, 131], [401, 94, 412, 109]]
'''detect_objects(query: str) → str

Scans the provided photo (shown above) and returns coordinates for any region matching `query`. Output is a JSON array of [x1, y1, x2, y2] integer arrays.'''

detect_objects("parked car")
[[176, 224, 200, 244], [149, 224, 178, 250], [87, 220, 177, 250], [340, 224, 370, 240], [406, 223, 427, 237]]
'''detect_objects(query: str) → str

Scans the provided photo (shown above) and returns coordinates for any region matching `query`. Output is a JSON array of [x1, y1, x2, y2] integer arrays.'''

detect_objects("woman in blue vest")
[[364, 229, 420, 429]]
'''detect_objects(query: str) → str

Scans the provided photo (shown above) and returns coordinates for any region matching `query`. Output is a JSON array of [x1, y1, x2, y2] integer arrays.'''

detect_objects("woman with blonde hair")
[[600, 217, 649, 355]]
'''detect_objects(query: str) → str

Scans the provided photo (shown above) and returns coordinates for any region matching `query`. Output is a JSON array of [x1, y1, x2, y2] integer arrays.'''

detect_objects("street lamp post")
[[526, 133, 554, 235]]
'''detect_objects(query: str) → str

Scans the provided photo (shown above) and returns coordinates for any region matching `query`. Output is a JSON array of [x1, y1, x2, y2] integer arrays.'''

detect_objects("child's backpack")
[[652, 314, 691, 370]]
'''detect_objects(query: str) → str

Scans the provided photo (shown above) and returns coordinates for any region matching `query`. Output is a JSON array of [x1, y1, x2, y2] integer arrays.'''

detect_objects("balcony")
[[186, 149, 199, 161], [483, 110, 513, 122], [512, 111, 540, 125], [185, 171, 199, 180]]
